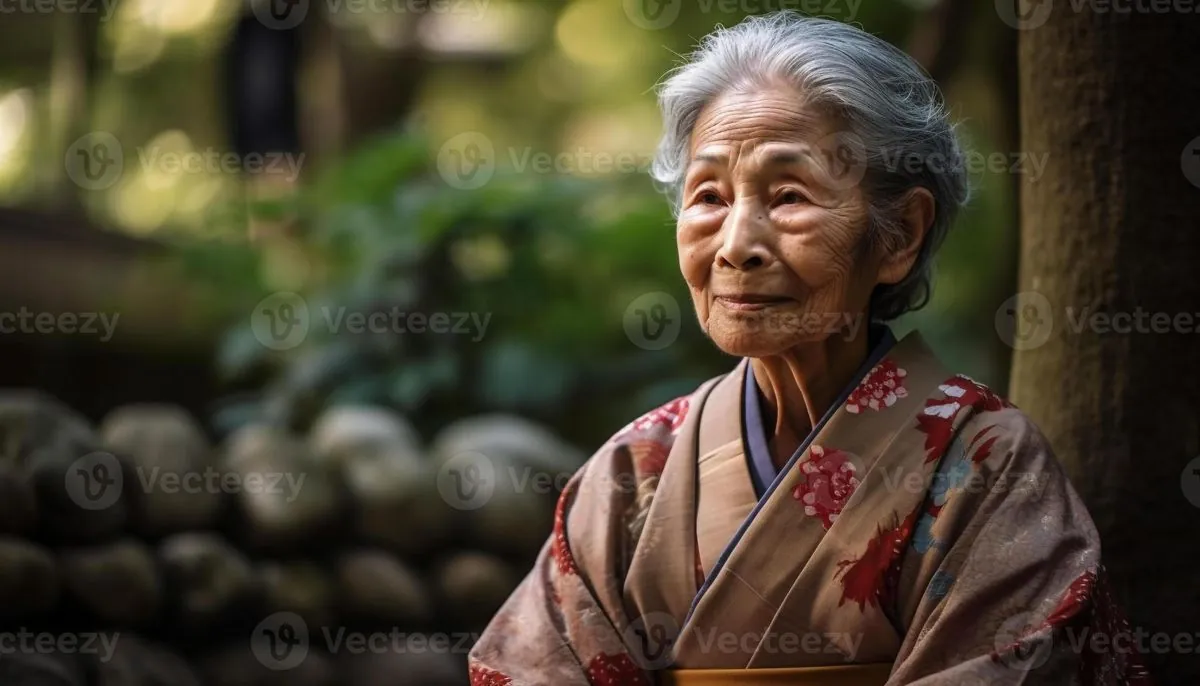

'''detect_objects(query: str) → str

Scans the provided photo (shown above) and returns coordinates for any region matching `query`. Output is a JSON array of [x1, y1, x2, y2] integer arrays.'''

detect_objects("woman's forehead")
[[689, 87, 837, 158]]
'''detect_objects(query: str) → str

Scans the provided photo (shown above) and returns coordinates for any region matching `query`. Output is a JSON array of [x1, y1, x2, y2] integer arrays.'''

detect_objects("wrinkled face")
[[677, 85, 886, 358]]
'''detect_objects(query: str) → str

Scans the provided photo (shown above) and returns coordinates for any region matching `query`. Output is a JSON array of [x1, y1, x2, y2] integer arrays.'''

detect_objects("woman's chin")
[[707, 326, 808, 359]]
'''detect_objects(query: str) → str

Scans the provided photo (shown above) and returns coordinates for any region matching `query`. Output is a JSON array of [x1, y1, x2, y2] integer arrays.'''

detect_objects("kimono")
[[468, 330, 1152, 685]]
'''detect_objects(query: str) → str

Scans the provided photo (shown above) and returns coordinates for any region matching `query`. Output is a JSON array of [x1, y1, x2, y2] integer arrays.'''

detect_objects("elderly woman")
[[469, 13, 1149, 686]]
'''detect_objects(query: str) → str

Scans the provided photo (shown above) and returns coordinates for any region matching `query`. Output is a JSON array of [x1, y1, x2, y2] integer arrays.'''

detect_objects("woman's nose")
[[715, 202, 771, 270]]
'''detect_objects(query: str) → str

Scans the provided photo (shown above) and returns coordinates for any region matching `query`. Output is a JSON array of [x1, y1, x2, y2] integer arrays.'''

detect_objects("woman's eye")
[[699, 191, 723, 206], [776, 190, 805, 206]]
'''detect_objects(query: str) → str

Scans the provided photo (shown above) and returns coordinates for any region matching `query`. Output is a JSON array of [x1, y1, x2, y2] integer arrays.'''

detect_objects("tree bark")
[[1013, 7, 1200, 684]]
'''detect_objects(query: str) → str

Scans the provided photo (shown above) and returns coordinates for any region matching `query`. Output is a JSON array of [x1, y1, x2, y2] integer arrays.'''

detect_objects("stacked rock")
[[0, 392, 584, 686]]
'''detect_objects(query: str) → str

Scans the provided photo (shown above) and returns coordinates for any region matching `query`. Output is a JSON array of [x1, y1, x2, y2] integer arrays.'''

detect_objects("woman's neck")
[[749, 324, 873, 469]]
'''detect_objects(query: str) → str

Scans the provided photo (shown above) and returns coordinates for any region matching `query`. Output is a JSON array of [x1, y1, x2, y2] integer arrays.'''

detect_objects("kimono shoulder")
[[569, 374, 721, 492], [914, 374, 1090, 526]]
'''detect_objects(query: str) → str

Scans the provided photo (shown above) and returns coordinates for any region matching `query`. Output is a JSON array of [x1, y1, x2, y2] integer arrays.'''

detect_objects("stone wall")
[[0, 391, 584, 685]]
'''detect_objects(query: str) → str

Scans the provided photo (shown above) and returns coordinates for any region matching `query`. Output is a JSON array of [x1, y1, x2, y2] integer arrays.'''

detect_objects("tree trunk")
[[1013, 7, 1200, 684]]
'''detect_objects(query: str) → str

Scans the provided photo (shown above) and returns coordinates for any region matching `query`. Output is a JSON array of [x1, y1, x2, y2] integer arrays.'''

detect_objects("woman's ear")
[[876, 187, 935, 285]]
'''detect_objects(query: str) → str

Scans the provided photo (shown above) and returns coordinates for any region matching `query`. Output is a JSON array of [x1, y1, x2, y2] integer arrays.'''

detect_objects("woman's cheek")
[[676, 220, 717, 288]]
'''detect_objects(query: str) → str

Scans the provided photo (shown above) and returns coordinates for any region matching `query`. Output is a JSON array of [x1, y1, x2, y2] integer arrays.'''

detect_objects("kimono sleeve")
[[887, 409, 1152, 685], [468, 439, 655, 686]]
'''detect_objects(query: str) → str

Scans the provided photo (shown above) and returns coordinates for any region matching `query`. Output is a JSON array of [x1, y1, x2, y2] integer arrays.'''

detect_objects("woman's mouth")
[[714, 294, 791, 311]]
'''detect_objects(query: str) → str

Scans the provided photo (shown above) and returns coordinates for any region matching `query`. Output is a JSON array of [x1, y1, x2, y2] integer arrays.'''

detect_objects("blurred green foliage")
[[211, 129, 727, 448]]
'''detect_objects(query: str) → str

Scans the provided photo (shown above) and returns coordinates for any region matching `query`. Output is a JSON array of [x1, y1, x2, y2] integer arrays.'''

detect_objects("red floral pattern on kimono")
[[550, 485, 578, 577], [792, 445, 861, 529], [916, 374, 1012, 462], [614, 396, 690, 478], [845, 358, 908, 413], [625, 395, 689, 436], [968, 423, 1001, 465], [836, 507, 921, 612], [586, 653, 652, 686], [469, 665, 513, 686]]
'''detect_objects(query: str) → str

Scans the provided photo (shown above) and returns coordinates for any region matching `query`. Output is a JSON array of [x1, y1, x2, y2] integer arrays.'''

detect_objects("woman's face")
[[677, 85, 890, 359]]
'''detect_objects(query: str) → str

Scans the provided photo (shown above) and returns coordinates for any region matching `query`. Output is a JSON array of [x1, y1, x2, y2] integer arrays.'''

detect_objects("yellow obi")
[[660, 663, 893, 685]]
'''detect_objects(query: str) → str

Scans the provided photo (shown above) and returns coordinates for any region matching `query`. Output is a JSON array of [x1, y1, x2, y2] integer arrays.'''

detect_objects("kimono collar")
[[742, 324, 897, 499]]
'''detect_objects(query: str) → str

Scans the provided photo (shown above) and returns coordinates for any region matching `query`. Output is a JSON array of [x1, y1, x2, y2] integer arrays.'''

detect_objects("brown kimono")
[[468, 331, 1151, 685]]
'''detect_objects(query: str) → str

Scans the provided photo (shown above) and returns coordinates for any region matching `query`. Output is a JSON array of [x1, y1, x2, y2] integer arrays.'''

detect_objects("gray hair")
[[651, 12, 970, 321]]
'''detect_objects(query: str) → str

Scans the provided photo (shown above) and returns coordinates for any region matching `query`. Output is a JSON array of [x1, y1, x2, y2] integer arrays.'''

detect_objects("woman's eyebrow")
[[690, 144, 810, 168], [690, 150, 728, 165], [754, 143, 812, 167]]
